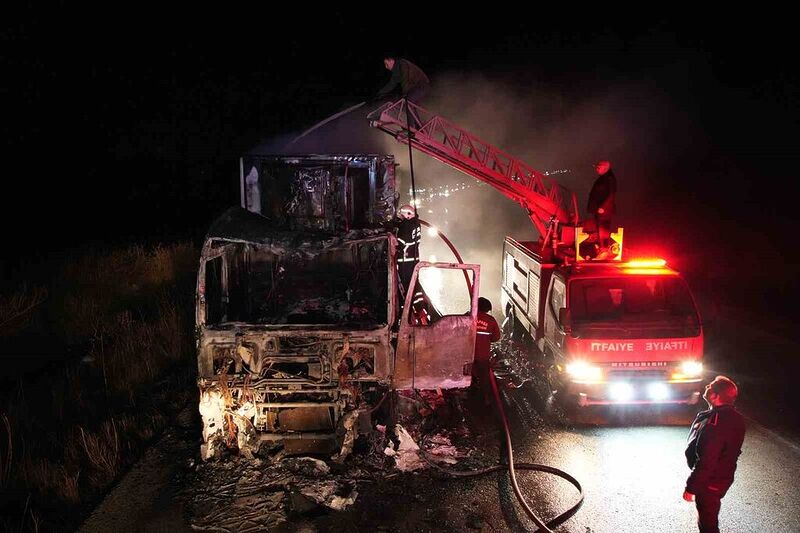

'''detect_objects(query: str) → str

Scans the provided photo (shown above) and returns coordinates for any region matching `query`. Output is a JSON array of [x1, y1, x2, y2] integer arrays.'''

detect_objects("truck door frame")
[[393, 262, 480, 390]]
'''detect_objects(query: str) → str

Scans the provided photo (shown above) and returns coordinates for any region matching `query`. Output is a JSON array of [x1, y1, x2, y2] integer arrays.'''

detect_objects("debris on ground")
[[186, 388, 507, 530], [421, 433, 463, 465], [383, 424, 426, 472], [189, 453, 361, 530], [331, 408, 363, 464], [290, 480, 358, 512], [283, 457, 330, 477]]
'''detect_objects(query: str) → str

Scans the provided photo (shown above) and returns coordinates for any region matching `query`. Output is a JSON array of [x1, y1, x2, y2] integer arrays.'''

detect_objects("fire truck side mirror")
[[558, 307, 572, 333]]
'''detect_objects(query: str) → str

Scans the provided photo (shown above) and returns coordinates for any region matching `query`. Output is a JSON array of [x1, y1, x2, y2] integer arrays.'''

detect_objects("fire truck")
[[370, 100, 704, 406]]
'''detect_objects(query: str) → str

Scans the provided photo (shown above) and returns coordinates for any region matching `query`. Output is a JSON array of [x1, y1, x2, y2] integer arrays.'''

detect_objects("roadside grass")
[[0, 242, 198, 532]]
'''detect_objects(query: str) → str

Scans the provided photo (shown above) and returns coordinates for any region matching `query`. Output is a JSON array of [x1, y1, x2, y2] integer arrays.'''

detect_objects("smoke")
[[247, 70, 796, 319], [249, 102, 389, 156], [374, 72, 707, 316]]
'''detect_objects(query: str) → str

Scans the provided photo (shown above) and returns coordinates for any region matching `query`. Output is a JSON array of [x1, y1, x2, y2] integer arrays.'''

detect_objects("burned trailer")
[[196, 155, 480, 460]]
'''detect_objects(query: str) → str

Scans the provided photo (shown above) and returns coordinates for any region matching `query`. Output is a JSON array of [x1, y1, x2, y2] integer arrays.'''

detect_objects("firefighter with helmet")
[[394, 203, 420, 294], [390, 203, 430, 325]]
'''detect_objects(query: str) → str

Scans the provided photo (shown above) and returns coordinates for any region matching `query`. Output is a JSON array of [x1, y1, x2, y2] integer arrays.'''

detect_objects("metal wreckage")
[[196, 155, 481, 461]]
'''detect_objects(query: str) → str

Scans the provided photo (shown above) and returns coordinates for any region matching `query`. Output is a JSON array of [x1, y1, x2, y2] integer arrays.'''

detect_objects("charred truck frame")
[[196, 155, 480, 460]]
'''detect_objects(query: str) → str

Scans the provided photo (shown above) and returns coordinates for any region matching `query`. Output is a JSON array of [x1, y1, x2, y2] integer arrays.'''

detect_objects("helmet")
[[594, 160, 611, 175], [397, 204, 416, 220]]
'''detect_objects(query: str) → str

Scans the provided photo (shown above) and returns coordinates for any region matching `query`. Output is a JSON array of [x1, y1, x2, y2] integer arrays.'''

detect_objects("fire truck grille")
[[607, 369, 669, 381]]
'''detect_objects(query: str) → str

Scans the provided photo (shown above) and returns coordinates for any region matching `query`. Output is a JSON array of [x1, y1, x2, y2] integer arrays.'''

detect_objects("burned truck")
[[196, 155, 480, 460]]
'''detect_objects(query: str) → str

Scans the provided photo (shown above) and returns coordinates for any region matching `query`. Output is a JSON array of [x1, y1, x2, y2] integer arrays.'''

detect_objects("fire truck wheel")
[[502, 306, 518, 338], [544, 353, 565, 399]]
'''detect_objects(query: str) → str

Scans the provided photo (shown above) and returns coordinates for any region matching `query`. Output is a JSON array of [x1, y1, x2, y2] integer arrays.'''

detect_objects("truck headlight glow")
[[647, 382, 670, 401], [680, 361, 703, 377], [609, 382, 634, 402], [566, 360, 603, 382]]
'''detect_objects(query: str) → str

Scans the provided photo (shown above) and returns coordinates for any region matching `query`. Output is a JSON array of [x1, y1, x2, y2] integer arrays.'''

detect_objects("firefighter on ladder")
[[392, 204, 429, 325]]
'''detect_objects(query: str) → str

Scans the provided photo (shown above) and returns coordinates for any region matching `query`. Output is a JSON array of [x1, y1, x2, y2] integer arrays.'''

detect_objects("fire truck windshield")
[[569, 276, 699, 327]]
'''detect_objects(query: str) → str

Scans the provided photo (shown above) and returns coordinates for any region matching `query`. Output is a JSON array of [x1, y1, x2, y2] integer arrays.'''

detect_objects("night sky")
[[3, 10, 799, 312]]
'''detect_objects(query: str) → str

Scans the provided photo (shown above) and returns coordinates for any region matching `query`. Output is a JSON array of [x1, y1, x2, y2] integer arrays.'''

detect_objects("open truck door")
[[394, 262, 480, 390]]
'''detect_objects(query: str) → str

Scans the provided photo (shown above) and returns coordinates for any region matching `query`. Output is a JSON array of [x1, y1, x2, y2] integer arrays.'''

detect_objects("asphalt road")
[[79, 303, 800, 532]]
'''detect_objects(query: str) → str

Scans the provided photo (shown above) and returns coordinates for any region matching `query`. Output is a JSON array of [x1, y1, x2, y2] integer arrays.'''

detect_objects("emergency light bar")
[[625, 259, 667, 268]]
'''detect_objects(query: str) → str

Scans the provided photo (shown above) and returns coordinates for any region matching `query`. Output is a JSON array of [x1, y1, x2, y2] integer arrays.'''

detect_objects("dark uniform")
[[586, 168, 617, 248], [685, 404, 746, 533], [472, 311, 501, 404], [376, 58, 430, 104]]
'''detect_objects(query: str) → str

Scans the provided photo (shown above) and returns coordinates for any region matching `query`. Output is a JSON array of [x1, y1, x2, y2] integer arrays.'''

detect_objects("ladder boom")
[[368, 99, 578, 236]]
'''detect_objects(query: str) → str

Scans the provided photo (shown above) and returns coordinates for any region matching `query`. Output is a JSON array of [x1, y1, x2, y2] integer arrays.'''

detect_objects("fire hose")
[[395, 103, 581, 530], [418, 369, 584, 532], [290, 102, 583, 529]]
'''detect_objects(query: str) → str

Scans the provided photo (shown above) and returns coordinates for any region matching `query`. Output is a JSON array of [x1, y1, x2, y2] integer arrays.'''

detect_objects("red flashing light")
[[622, 267, 673, 276], [625, 258, 667, 268]]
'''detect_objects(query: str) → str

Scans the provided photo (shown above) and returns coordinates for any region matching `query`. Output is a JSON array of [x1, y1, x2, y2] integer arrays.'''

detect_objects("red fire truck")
[[370, 100, 704, 406]]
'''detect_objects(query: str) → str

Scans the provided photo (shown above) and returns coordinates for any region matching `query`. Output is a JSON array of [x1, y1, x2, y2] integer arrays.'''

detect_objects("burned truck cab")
[[196, 155, 479, 460]]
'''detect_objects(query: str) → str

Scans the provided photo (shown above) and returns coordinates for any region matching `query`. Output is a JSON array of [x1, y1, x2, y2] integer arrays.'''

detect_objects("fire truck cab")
[[502, 238, 703, 406]]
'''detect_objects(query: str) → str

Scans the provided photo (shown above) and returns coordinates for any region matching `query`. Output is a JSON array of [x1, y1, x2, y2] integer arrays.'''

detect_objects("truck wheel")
[[544, 352, 564, 397], [501, 307, 515, 337]]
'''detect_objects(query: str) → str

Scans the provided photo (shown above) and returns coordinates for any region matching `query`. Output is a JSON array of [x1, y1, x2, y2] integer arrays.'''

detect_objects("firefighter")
[[392, 204, 421, 298], [375, 56, 430, 105], [586, 159, 617, 250], [374, 56, 430, 131], [683, 375, 746, 533], [471, 297, 501, 405]]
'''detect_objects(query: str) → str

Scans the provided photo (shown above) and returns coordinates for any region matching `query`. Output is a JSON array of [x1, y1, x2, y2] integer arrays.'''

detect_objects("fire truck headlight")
[[566, 361, 603, 382], [609, 382, 634, 402], [679, 361, 703, 378], [647, 382, 670, 401]]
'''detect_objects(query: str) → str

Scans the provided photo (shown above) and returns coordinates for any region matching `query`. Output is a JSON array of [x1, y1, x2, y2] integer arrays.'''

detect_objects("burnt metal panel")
[[239, 154, 396, 233], [394, 263, 480, 390], [277, 406, 334, 431]]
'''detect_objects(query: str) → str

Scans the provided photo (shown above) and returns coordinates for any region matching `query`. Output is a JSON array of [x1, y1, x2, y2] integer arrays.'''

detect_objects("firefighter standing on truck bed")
[[586, 159, 617, 250]]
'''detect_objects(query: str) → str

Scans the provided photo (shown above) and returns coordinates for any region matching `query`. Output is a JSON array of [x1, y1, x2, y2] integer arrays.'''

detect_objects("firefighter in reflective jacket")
[[683, 375, 746, 533], [394, 204, 421, 297], [472, 297, 501, 404]]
